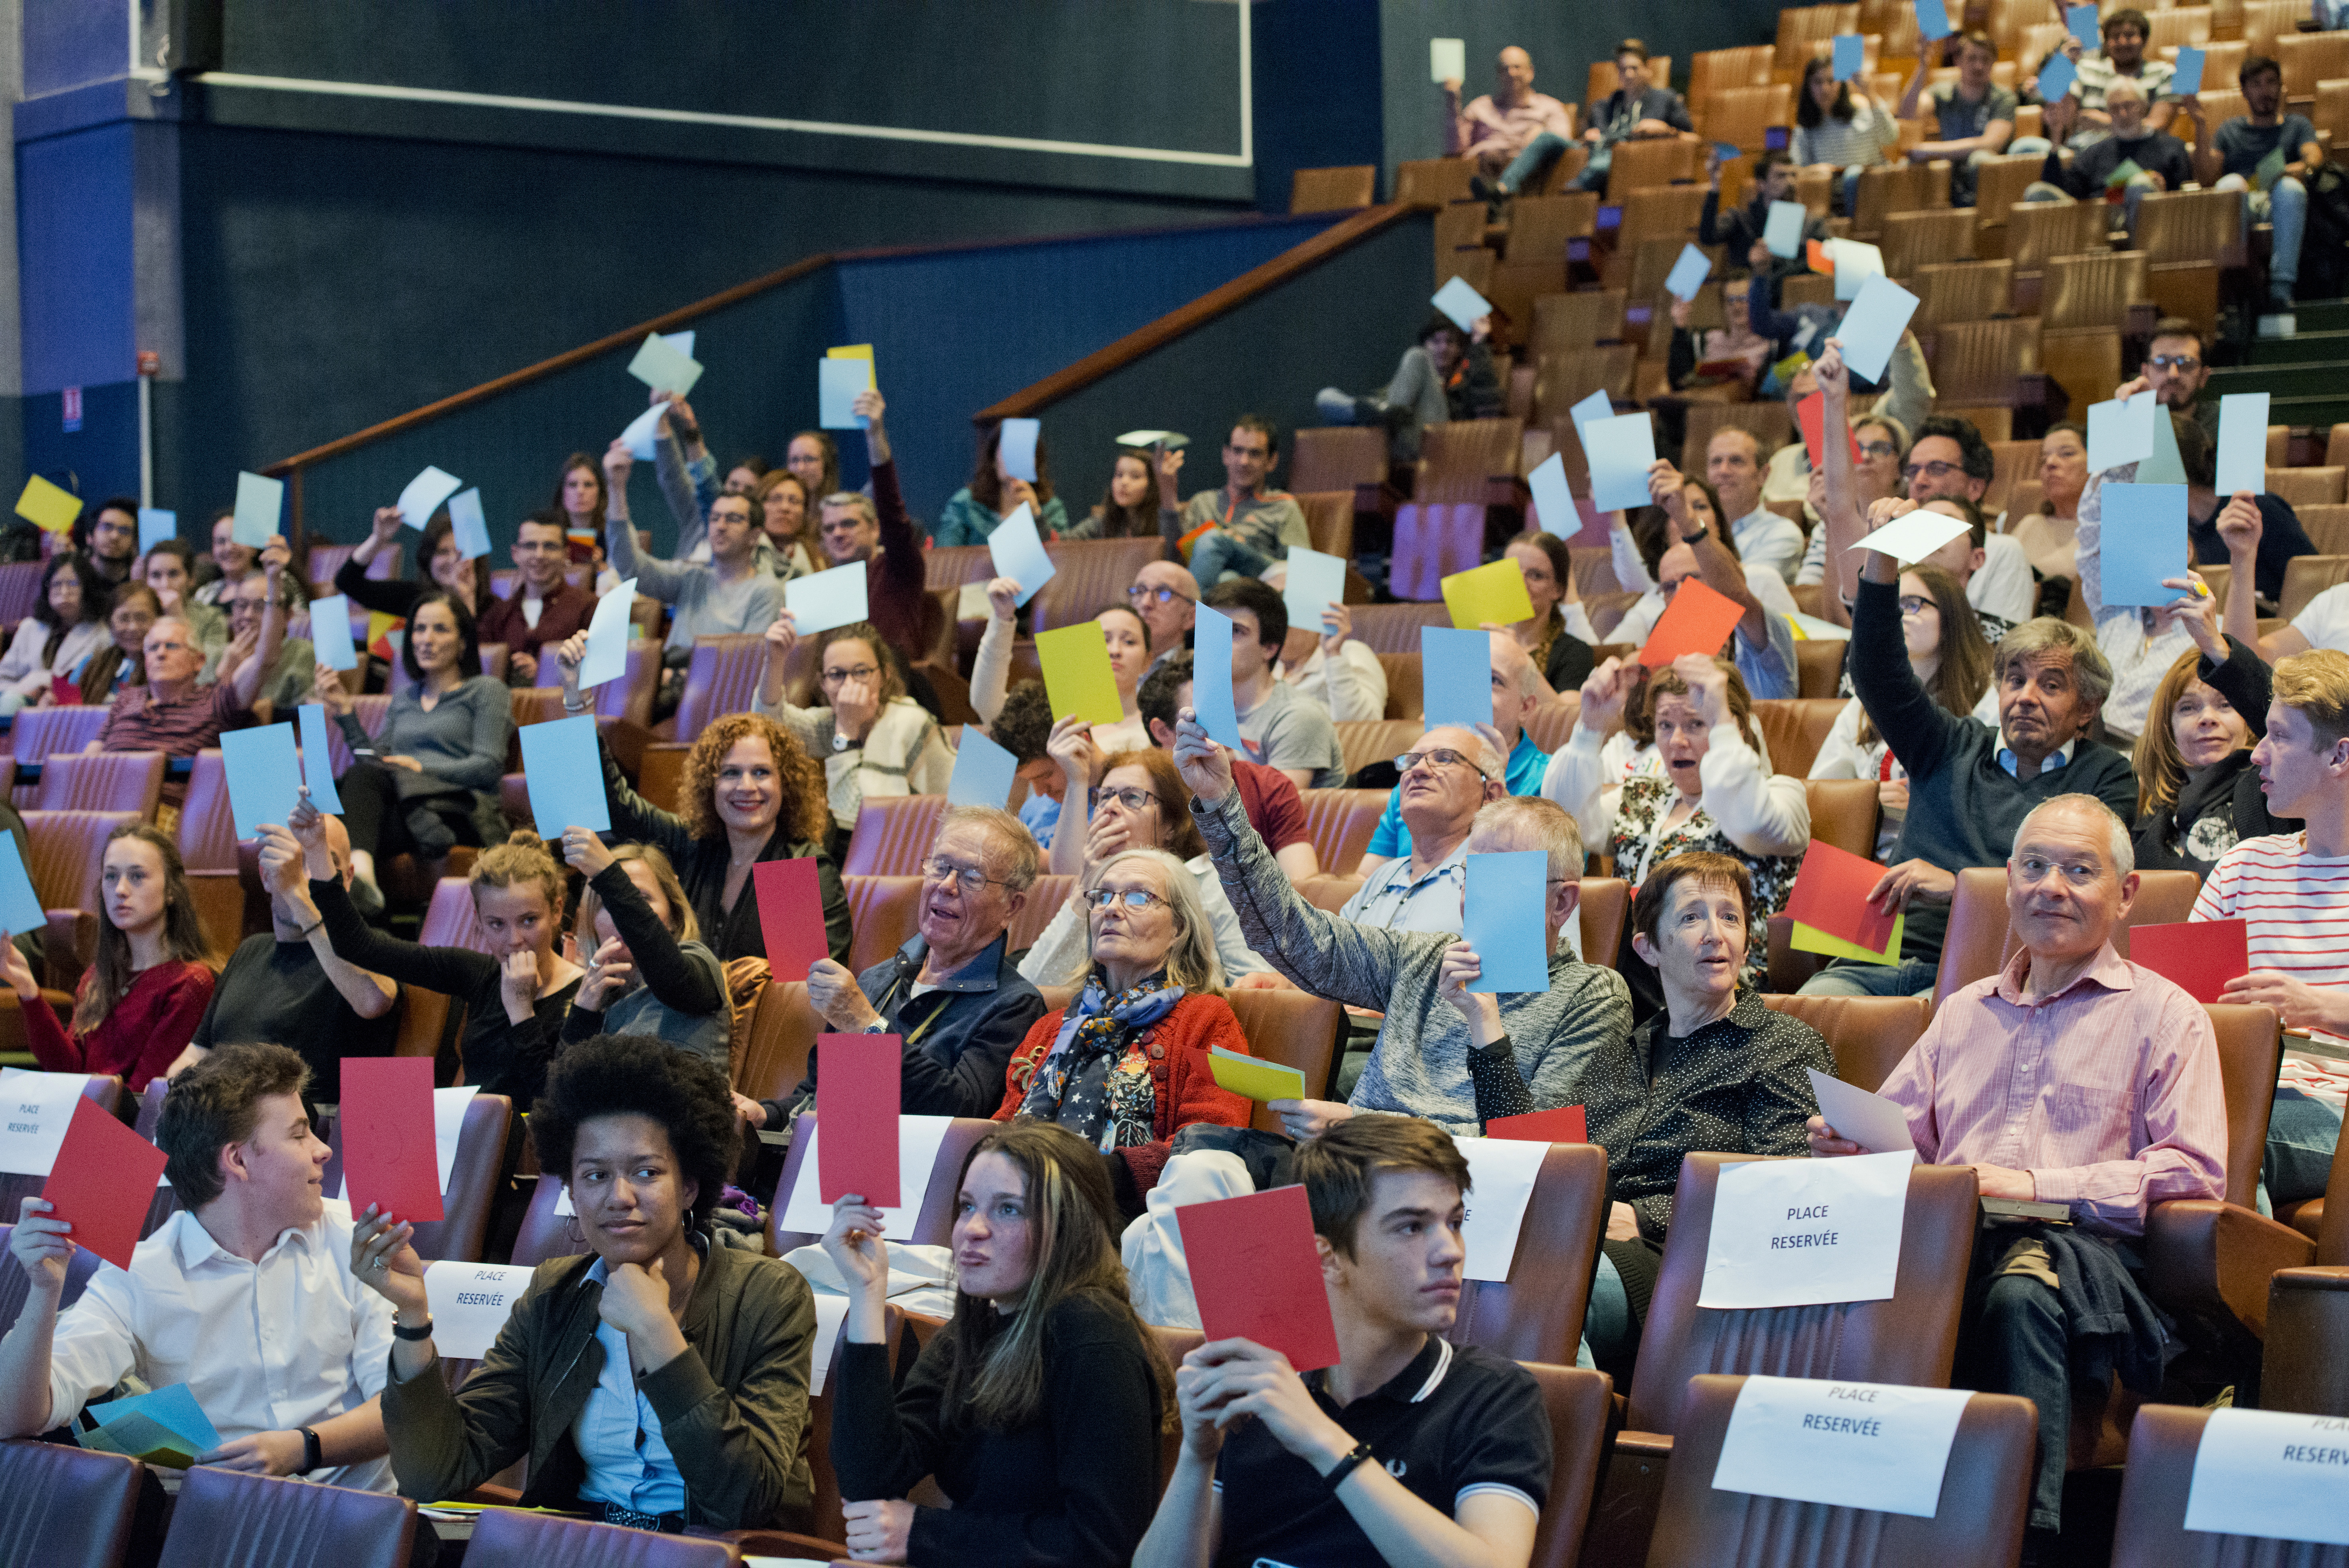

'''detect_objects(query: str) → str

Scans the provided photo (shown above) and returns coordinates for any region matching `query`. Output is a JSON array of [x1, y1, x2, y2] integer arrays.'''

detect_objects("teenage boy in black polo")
[[1133, 1117, 1552, 1568]]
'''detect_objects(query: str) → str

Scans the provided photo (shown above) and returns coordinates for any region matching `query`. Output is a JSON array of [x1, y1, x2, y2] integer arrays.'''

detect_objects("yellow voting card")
[[16, 475, 81, 533], [829, 343, 874, 361], [1035, 623, 1125, 725], [1208, 1046, 1307, 1103], [1441, 558, 1534, 630], [1788, 912, 1905, 966]]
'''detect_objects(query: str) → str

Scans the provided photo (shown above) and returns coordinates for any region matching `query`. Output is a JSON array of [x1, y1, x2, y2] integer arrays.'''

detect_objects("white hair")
[[1422, 723, 1507, 782], [2011, 794, 2134, 877]]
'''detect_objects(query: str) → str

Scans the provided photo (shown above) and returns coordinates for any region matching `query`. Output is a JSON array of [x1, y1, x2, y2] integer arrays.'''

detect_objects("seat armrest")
[[721, 1529, 853, 1558], [2271, 1266, 2349, 1294], [458, 1483, 521, 1505], [1612, 1429, 1673, 1457], [2145, 1199, 2318, 1338]]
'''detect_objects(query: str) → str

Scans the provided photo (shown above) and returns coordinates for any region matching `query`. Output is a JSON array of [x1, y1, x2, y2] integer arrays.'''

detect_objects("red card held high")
[[1783, 839, 1899, 956], [39, 1096, 168, 1271], [1486, 1106, 1588, 1144], [753, 858, 832, 983], [1176, 1183, 1342, 1372], [1795, 393, 1861, 472], [2127, 919, 2248, 1005], [338, 1057, 443, 1224], [1638, 577, 1745, 668], [817, 1033, 902, 1206]]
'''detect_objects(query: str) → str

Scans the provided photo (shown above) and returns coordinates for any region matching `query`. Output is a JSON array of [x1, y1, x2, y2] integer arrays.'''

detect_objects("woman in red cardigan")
[[12, 823, 214, 1090], [993, 847, 1253, 1194]]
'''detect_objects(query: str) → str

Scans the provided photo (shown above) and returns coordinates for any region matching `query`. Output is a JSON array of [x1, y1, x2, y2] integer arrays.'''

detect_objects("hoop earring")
[[565, 1212, 584, 1246]]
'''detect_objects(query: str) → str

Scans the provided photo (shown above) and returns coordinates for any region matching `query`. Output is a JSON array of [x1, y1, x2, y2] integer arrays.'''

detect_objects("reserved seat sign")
[[1711, 1375, 1972, 1517], [2184, 1408, 2349, 1545], [1697, 1151, 1915, 1310]]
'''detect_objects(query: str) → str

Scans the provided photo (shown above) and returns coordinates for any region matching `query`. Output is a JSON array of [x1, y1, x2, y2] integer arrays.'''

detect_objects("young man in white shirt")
[[0, 1043, 397, 1488]]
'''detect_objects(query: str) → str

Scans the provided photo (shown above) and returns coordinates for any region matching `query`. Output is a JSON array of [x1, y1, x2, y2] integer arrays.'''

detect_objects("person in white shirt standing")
[[0, 1043, 395, 1488]]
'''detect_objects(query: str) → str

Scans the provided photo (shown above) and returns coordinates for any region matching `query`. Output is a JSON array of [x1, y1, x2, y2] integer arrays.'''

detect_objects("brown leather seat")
[[2110, 1403, 2349, 1566], [1513, 1363, 1611, 1568], [1645, 1375, 2037, 1568], [1931, 866, 2204, 1002], [839, 796, 947, 877], [1346, 602, 1456, 655], [1577, 877, 1629, 969], [8, 706, 111, 767], [24, 808, 142, 993], [1761, 993, 1930, 1092], [156, 1465, 416, 1568], [1030, 538, 1167, 634], [36, 751, 165, 817], [0, 1073, 121, 1220], [1753, 699, 1848, 780], [768, 1115, 999, 1255], [1296, 789, 1390, 874], [842, 875, 924, 974], [735, 980, 822, 1103], [1228, 989, 1344, 1121], [1804, 778, 1879, 859], [320, 1093, 512, 1263], [2264, 1120, 2349, 1415], [1376, 652, 1423, 719], [1007, 874, 1073, 954], [1794, 638, 1848, 699], [1287, 428, 1389, 494], [1333, 719, 1422, 782], [1449, 1143, 1608, 1368], [464, 1507, 738, 1565], [1588, 1153, 1981, 1567], [507, 1161, 592, 1268], [176, 750, 250, 958], [0, 1438, 144, 1568]]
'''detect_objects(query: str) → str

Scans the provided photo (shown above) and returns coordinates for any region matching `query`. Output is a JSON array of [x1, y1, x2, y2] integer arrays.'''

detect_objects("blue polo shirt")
[[1364, 732, 1550, 860]]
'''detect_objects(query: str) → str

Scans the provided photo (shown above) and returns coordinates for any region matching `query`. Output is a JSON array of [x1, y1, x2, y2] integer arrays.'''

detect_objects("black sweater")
[[2134, 634, 2298, 875], [831, 1292, 1163, 1568], [190, 930, 401, 1100], [2038, 130, 2192, 201], [558, 859, 729, 1045], [334, 556, 430, 622]]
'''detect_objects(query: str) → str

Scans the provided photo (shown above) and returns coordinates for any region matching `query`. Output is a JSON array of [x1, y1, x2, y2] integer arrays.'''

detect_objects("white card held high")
[[1850, 506, 1970, 563], [578, 577, 636, 690], [1806, 1069, 1915, 1154], [784, 561, 870, 636]]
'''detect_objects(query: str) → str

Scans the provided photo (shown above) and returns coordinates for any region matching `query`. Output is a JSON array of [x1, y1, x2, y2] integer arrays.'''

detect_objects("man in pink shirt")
[[1810, 793, 2226, 1542], [1440, 45, 1573, 202]]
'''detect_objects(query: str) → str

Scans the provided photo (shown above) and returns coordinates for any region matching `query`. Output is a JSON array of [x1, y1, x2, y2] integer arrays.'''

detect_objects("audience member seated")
[[747, 806, 1050, 1129], [557, 836, 729, 1063], [476, 509, 594, 685], [1699, 152, 1826, 303], [1810, 794, 2225, 1544], [1065, 441, 1180, 540], [1794, 55, 1899, 213], [2026, 79, 2188, 241], [1315, 312, 1502, 464], [15, 823, 214, 1091], [1612, 465, 1800, 701], [971, 578, 1151, 753], [146, 537, 219, 645], [1666, 271, 1775, 396], [2002, 423, 2087, 587], [1177, 417, 1310, 589], [1134, 1118, 1553, 1568], [1441, 43, 1575, 204], [1358, 637, 1551, 891], [1897, 30, 2018, 205], [372, 1035, 817, 1533], [1177, 714, 1631, 1138], [2110, 389, 2315, 612], [1697, 425, 1806, 584], [217, 560, 314, 725], [2132, 597, 2285, 875], [553, 450, 612, 565], [1582, 853, 1834, 1377], [2039, 7, 2178, 149], [823, 1121, 1171, 1568], [1761, 334, 1933, 515], [1027, 740, 1271, 987], [1137, 653, 1318, 880], [995, 677, 1072, 845], [2190, 650, 2349, 1220], [2189, 54, 2321, 316], [1202, 579, 1348, 789], [563, 641, 851, 966], [2129, 318, 2221, 446], [603, 442, 782, 720], [72, 495, 139, 589], [291, 808, 582, 1106], [0, 553, 105, 715], [78, 581, 156, 703], [1811, 565, 1995, 859], [1793, 412, 1907, 582], [1800, 537, 2135, 997], [646, 390, 772, 568], [315, 589, 512, 902], [336, 508, 486, 624], [753, 469, 818, 580], [756, 617, 954, 845], [934, 419, 1070, 545], [181, 809, 397, 1098], [1571, 38, 1692, 194], [1274, 598, 1390, 723], [193, 507, 262, 611], [1, 1043, 397, 1487], [1128, 561, 1198, 675], [95, 546, 288, 757], [783, 429, 841, 506], [803, 398, 943, 701], [1499, 531, 1596, 697]]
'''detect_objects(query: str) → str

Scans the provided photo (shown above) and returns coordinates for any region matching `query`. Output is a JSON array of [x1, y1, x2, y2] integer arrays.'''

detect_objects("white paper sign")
[[1431, 275, 1493, 332], [1452, 1135, 1546, 1283], [2184, 1408, 2349, 1544], [778, 1115, 958, 1240], [1698, 1151, 1913, 1310], [784, 560, 870, 636], [1850, 506, 1970, 563], [0, 1068, 94, 1177], [1431, 37, 1466, 82], [1806, 1070, 1915, 1154], [620, 401, 665, 462], [2087, 390, 2158, 473], [1527, 452, 1575, 539], [1829, 239, 1884, 301], [423, 1260, 536, 1359], [806, 1291, 854, 1396], [1711, 1374, 1972, 1518]]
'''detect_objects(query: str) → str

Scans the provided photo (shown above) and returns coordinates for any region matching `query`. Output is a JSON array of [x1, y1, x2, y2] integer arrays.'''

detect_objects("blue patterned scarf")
[[1015, 971, 1184, 1149]]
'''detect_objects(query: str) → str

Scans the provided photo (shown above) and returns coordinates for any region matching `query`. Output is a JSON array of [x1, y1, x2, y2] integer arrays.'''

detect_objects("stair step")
[[2280, 298, 2349, 334], [2205, 359, 2349, 399], [2243, 328, 2349, 365]]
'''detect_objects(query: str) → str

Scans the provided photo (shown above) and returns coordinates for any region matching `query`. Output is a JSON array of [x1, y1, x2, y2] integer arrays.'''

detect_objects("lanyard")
[[875, 968, 953, 1046]]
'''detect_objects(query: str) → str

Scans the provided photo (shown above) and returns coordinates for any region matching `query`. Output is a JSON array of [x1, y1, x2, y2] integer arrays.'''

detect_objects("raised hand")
[[350, 1204, 430, 1318], [560, 824, 614, 880], [986, 577, 1023, 623], [1577, 656, 1636, 735], [1170, 709, 1235, 804], [370, 506, 405, 545]]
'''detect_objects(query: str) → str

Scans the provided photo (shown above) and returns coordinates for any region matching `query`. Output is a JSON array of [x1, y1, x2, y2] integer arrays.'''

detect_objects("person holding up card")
[[1570, 39, 1694, 194], [211, 563, 315, 725], [476, 510, 596, 685], [1896, 29, 2017, 205], [934, 421, 1071, 547], [555, 836, 730, 1062], [1494, 532, 1597, 697], [0, 1043, 399, 1489], [373, 1034, 819, 1531], [753, 615, 955, 844], [1441, 43, 1574, 201], [192, 507, 263, 613], [1273, 595, 1394, 723], [1313, 312, 1501, 464], [2128, 573, 2282, 877], [1998, 423, 2088, 586], [1200, 580, 1348, 788], [749, 469, 819, 580], [95, 538, 288, 760], [1064, 441, 1182, 540], [970, 577, 1154, 755], [1175, 417, 1311, 590], [824, 1120, 1171, 1566], [334, 503, 486, 625], [794, 389, 947, 693], [1809, 795, 2225, 1538], [1173, 711, 1630, 1140], [1615, 462, 1802, 701], [139, 540, 228, 671], [0, 553, 107, 715], [1664, 274, 1774, 398], [1136, 653, 1323, 882], [2187, 57, 2322, 315], [555, 636, 850, 967], [1135, 1117, 1555, 1568], [1793, 54, 1899, 214], [75, 581, 160, 704], [637, 389, 777, 569], [2024, 78, 2188, 242], [2047, 6, 2178, 145], [1698, 150, 1824, 291]]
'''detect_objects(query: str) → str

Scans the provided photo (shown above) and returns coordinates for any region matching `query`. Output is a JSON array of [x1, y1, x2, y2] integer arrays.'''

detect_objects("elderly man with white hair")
[[1809, 792, 2226, 1544]]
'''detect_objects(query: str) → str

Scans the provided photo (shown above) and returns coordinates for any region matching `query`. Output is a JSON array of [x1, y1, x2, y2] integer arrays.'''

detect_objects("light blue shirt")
[[1995, 738, 2075, 778], [1339, 833, 1470, 935], [572, 1255, 689, 1517]]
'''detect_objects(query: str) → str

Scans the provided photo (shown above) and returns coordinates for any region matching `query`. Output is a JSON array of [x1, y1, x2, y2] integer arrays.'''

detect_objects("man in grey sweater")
[[602, 440, 784, 715], [1172, 709, 1630, 1139]]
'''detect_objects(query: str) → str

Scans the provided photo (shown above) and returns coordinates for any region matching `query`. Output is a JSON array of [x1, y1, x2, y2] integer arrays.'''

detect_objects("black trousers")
[[338, 761, 476, 863]]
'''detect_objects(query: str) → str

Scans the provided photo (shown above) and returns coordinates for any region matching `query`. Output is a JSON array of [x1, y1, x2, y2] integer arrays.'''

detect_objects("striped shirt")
[[2191, 832, 2349, 1047], [1877, 943, 2227, 1235]]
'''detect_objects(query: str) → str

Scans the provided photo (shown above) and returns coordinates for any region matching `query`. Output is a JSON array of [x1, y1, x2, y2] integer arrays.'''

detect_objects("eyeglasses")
[[1901, 458, 1962, 483], [1856, 440, 1900, 460], [1394, 748, 1490, 780], [1088, 786, 1161, 813], [1896, 594, 1933, 615], [93, 519, 134, 537], [920, 856, 1012, 893], [2146, 353, 2201, 372], [821, 664, 879, 685], [1126, 585, 1194, 607], [1085, 887, 1170, 912]]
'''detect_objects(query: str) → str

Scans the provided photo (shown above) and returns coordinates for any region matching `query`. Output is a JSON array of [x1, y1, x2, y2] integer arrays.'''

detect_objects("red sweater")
[[992, 991, 1254, 1139], [25, 960, 215, 1090], [476, 579, 596, 666]]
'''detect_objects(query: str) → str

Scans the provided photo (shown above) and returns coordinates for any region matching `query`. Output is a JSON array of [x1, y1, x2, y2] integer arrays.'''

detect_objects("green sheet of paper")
[[2135, 405, 2187, 485], [2256, 145, 2289, 192], [2105, 158, 2143, 189], [1790, 912, 1904, 966], [1208, 1046, 1307, 1103]]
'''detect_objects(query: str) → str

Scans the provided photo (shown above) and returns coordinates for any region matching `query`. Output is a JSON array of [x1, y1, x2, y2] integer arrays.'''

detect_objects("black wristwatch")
[[298, 1426, 323, 1474], [1325, 1438, 1375, 1492]]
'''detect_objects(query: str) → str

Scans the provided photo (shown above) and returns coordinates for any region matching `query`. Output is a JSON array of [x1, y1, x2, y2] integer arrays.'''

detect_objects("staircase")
[[2206, 298, 2349, 431]]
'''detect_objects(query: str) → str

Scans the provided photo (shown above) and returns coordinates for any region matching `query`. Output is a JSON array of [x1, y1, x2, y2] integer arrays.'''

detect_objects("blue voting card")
[[518, 715, 611, 835], [2136, 407, 2188, 486], [1192, 603, 1247, 751], [1421, 626, 1494, 732], [946, 726, 1019, 810], [310, 593, 359, 673], [2171, 45, 2206, 97], [1431, 275, 1493, 332], [2216, 392, 2271, 495], [1915, 0, 1953, 41], [620, 401, 663, 462], [1836, 274, 1921, 383], [1764, 199, 1808, 259], [1832, 34, 1864, 81], [1585, 412, 1658, 512], [784, 560, 869, 635], [220, 723, 303, 840], [232, 472, 282, 548], [986, 503, 1055, 607], [2098, 483, 2190, 608], [998, 419, 1041, 483], [578, 577, 636, 689], [0, 833, 43, 936], [398, 465, 463, 531], [818, 357, 871, 430], [2086, 391, 2157, 473], [1282, 547, 1348, 642], [446, 488, 491, 560], [1664, 243, 1713, 302], [1465, 850, 1552, 993], [1568, 389, 1614, 431], [296, 704, 343, 816], [1528, 452, 1576, 539], [137, 508, 176, 553], [2066, 4, 2099, 44], [2038, 50, 2078, 105]]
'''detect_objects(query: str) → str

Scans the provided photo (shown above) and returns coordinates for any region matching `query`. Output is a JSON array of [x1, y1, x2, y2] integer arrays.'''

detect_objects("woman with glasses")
[[753, 618, 953, 850], [971, 579, 1154, 754], [1501, 530, 1596, 699], [1794, 414, 1907, 588], [1604, 473, 1803, 649], [0, 553, 107, 715], [1022, 745, 1271, 987], [335, 506, 488, 628], [557, 636, 851, 968], [77, 582, 159, 703]]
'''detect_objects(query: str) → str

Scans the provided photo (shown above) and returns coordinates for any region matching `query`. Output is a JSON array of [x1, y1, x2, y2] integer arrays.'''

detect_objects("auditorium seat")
[[1804, 777, 1879, 859], [1794, 638, 1847, 699], [1931, 866, 2203, 1001], [8, 706, 109, 768], [839, 796, 948, 877], [1030, 537, 1165, 634], [1376, 651, 1423, 719], [320, 1092, 511, 1263], [1524, 1364, 1615, 1568], [636, 632, 768, 807], [0, 1220, 104, 1340], [1448, 1142, 1608, 1369], [734, 980, 821, 1107], [1297, 789, 1390, 873], [1287, 427, 1390, 495], [1228, 988, 1343, 1119], [1762, 993, 1930, 1092], [1522, 695, 1580, 757], [2110, 1403, 2349, 1565], [1008, 873, 1073, 955], [0, 561, 44, 629], [418, 876, 493, 952], [1334, 719, 1421, 782], [24, 809, 141, 993], [1645, 1375, 2036, 1568], [467, 1508, 737, 1566], [1346, 602, 1455, 653], [0, 1439, 143, 1568], [768, 1114, 999, 1254], [1577, 877, 1629, 969], [1288, 164, 1375, 214], [843, 874, 924, 973], [2262, 1123, 2349, 1416], [1753, 697, 1847, 779], [156, 1465, 416, 1568], [35, 751, 164, 818], [507, 1164, 591, 1269], [2270, 464, 2348, 510]]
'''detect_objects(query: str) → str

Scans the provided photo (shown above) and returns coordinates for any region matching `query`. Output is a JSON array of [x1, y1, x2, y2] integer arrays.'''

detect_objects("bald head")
[[1496, 46, 1535, 101]]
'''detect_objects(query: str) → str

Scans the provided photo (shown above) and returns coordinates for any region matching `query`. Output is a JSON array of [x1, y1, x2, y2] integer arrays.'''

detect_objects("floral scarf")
[[1015, 971, 1184, 1150]]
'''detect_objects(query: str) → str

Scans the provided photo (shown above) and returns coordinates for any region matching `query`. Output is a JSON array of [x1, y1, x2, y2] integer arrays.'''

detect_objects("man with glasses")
[[1127, 561, 1199, 671], [1356, 634, 1551, 885], [96, 538, 290, 757], [2116, 319, 2218, 444], [1177, 417, 1310, 590], [213, 562, 314, 725], [1895, 414, 2036, 633], [2042, 5, 2176, 150], [756, 806, 1048, 1126], [73, 497, 140, 587], [478, 511, 594, 685], [602, 441, 783, 722]]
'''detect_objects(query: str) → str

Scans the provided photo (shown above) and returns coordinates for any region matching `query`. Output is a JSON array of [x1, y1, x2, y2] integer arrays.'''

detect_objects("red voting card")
[[39, 1097, 167, 1271], [1486, 1106, 1588, 1144], [338, 1057, 443, 1224], [1784, 839, 1899, 956], [817, 1033, 902, 1205], [753, 858, 832, 983], [1638, 577, 1745, 667], [1176, 1184, 1341, 1372], [2127, 919, 2248, 1004], [1796, 393, 1862, 471]]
